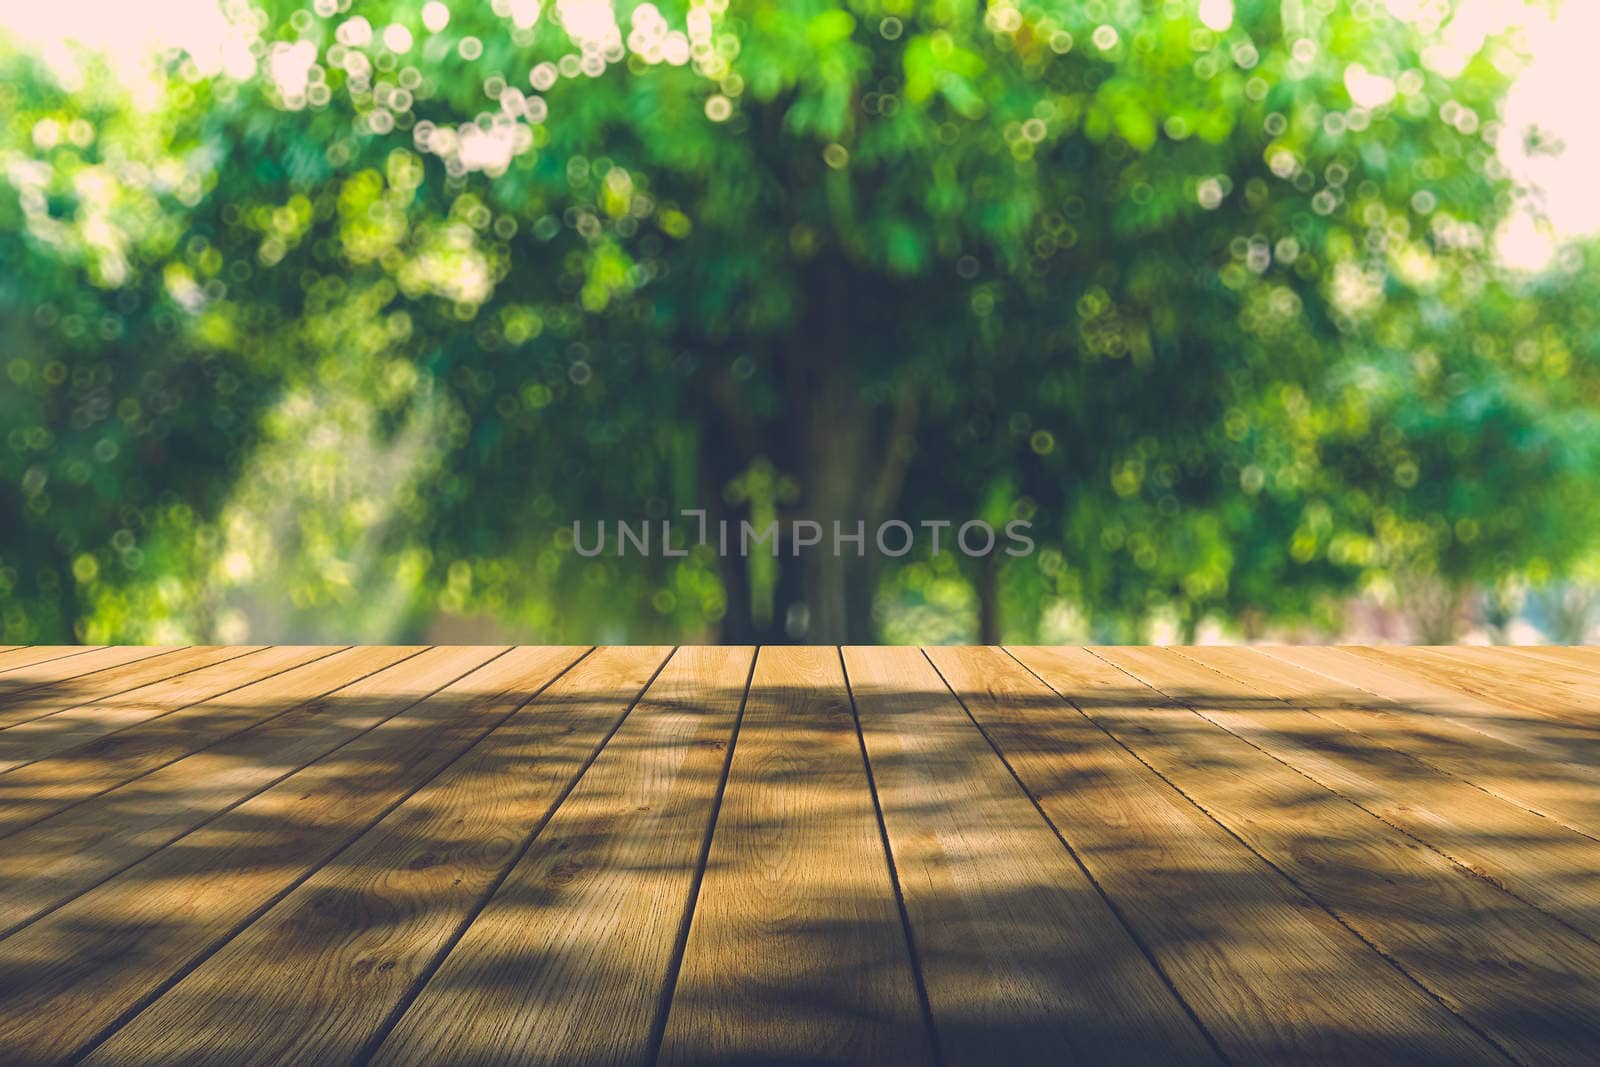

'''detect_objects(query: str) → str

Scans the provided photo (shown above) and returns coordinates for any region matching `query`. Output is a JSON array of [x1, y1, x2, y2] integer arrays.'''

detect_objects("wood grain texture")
[[0, 647, 103, 674], [1046, 645, 1600, 1065], [0, 646, 584, 1064], [1503, 645, 1600, 679], [84, 646, 671, 1067], [0, 646, 178, 698], [0, 645, 323, 772], [0, 645, 496, 939], [660, 646, 933, 1066], [1446, 646, 1600, 697], [844, 645, 1217, 1066], [0, 646, 260, 733], [1168, 646, 1600, 943], [1261, 645, 1600, 839], [0, 644, 1592, 1064], [1305, 645, 1600, 769], [927, 645, 1500, 1065], [371, 646, 752, 1067], [1379, 646, 1600, 729], [0, 644, 386, 838]]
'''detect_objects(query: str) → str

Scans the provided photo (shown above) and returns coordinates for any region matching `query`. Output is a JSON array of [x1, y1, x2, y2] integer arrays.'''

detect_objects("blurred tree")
[[0, 45, 268, 641], [2, 0, 1597, 644]]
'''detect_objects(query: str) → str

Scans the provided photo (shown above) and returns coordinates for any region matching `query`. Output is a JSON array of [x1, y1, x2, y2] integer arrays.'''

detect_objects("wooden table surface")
[[0, 643, 1597, 1064]]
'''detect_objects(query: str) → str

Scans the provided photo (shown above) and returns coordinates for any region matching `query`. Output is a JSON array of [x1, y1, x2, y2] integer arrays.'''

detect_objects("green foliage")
[[1, 0, 1596, 643]]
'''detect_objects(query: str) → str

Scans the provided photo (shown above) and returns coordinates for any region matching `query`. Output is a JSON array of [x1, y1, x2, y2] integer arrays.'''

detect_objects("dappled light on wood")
[[0, 643, 1597, 1063]]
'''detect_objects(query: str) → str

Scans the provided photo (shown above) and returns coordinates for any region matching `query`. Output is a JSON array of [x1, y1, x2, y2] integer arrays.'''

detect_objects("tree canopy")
[[3, 0, 1597, 645]]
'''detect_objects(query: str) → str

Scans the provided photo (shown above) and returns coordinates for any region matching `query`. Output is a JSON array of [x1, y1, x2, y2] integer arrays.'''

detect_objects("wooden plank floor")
[[0, 646, 1597, 1065]]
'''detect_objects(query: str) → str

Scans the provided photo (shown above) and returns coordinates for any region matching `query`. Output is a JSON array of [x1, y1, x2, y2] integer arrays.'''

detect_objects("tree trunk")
[[797, 353, 873, 644], [784, 257, 882, 644], [1401, 574, 1466, 644], [978, 553, 1002, 645], [701, 391, 776, 645], [709, 258, 916, 645]]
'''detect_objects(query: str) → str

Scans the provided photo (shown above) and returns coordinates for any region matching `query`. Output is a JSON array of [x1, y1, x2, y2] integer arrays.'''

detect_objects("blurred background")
[[2, 0, 1599, 646]]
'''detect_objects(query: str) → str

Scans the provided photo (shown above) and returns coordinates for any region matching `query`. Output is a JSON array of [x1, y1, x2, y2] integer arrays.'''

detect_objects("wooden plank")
[[0, 645, 264, 734], [1068, 645, 1600, 1064], [1322, 647, 1600, 766], [926, 645, 1501, 1064], [1263, 646, 1600, 838], [1166, 646, 1600, 942], [1461, 645, 1600, 686], [844, 646, 1217, 1066], [0, 645, 338, 774], [1502, 645, 1600, 678], [0, 646, 178, 698], [660, 646, 932, 1065], [0, 647, 102, 674], [0, 646, 585, 1064], [369, 646, 752, 1067], [0, 646, 498, 938], [0, 645, 391, 838], [82, 646, 672, 1067], [1368, 646, 1600, 731]]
